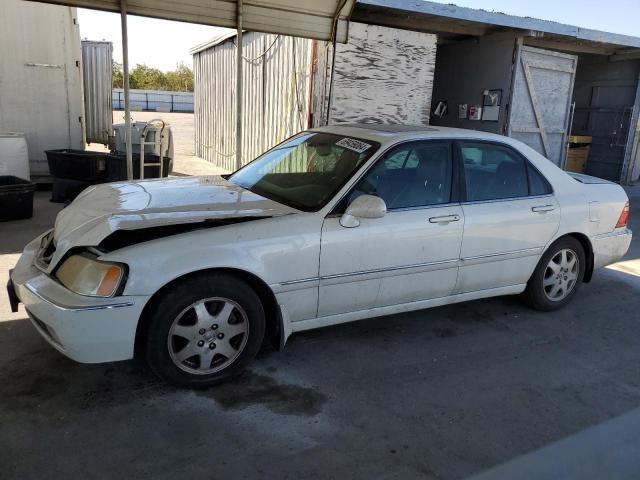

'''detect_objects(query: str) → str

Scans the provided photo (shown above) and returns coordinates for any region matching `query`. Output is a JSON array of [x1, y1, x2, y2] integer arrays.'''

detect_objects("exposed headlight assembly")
[[56, 254, 126, 297]]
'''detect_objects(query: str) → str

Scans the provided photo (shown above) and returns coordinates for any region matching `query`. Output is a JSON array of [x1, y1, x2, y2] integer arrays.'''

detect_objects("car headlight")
[[56, 254, 126, 297]]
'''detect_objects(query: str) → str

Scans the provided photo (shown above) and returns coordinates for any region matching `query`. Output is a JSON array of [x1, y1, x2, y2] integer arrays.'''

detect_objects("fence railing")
[[112, 89, 194, 113]]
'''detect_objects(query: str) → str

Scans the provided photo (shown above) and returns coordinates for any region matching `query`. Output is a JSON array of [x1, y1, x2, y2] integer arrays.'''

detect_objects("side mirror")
[[340, 194, 387, 228]]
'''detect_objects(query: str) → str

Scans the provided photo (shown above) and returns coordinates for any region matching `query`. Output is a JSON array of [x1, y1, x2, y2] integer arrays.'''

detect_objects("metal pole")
[[235, 0, 243, 171], [120, 0, 133, 180]]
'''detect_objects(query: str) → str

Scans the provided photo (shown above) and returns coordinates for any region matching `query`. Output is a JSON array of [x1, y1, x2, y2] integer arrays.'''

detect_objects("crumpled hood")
[[52, 175, 298, 260]]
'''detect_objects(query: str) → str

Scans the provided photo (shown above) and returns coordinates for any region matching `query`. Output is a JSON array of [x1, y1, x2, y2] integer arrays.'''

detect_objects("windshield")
[[228, 132, 381, 211]]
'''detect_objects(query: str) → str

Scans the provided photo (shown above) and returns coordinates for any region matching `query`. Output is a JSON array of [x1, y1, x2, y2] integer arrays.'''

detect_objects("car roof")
[[310, 124, 514, 145]]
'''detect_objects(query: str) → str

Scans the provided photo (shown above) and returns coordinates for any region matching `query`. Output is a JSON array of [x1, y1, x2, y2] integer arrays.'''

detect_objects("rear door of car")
[[318, 140, 464, 317], [455, 140, 560, 294]]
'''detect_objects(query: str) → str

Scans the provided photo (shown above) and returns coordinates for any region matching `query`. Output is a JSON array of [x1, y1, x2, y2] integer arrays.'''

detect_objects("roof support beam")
[[610, 49, 640, 62], [523, 36, 615, 55], [235, 0, 243, 170], [352, 5, 489, 37], [119, 0, 133, 180]]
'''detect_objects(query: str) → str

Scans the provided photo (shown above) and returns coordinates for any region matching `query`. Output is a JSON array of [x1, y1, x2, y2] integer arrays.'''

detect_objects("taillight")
[[616, 202, 630, 228]]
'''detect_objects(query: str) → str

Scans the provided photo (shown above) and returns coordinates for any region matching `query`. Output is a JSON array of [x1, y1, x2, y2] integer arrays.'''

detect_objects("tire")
[[523, 236, 585, 311], [145, 272, 265, 387]]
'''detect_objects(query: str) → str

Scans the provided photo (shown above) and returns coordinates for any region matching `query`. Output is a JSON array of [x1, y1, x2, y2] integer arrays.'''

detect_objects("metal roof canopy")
[[30, 0, 355, 42], [353, 0, 640, 60]]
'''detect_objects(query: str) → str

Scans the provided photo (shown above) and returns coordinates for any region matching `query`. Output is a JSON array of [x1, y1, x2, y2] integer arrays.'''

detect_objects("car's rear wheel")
[[145, 273, 265, 387], [523, 237, 585, 311]]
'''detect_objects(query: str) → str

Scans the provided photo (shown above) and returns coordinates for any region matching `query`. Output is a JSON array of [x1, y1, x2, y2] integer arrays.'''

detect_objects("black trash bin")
[[106, 153, 172, 182], [50, 177, 93, 203], [0, 176, 35, 221], [45, 149, 107, 182]]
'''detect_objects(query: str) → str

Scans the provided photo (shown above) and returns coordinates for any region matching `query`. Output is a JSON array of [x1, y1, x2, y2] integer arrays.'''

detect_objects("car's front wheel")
[[523, 237, 585, 311], [145, 272, 265, 387]]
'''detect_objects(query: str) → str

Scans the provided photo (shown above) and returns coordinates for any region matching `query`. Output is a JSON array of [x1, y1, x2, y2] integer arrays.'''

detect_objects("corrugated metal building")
[[0, 0, 84, 181], [191, 23, 437, 171]]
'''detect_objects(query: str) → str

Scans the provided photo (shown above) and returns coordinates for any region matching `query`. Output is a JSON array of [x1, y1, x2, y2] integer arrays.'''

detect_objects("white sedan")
[[8, 125, 632, 386]]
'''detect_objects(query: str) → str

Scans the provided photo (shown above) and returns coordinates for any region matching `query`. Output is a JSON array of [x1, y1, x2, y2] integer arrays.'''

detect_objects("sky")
[[77, 0, 640, 72]]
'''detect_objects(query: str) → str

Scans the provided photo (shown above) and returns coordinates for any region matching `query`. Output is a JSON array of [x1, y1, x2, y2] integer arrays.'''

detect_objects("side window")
[[528, 164, 553, 196], [350, 142, 453, 209], [461, 142, 529, 202]]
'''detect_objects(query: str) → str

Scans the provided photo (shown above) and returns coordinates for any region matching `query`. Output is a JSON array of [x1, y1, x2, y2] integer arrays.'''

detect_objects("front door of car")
[[455, 141, 560, 294], [318, 141, 464, 318]]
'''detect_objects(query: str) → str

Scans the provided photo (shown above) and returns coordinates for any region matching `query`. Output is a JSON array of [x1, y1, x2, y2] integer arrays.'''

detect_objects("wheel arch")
[[547, 232, 594, 283], [133, 268, 283, 358], [568, 232, 594, 283]]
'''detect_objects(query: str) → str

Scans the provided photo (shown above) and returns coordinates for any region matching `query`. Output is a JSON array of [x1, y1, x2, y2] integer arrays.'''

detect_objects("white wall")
[[326, 22, 437, 125], [0, 0, 84, 180]]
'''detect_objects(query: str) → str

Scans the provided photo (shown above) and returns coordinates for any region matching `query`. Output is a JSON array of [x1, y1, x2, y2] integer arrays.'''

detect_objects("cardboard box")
[[565, 146, 590, 173]]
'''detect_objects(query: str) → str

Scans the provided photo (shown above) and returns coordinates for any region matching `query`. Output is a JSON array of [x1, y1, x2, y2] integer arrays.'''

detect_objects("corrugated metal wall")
[[82, 40, 113, 144], [193, 32, 314, 171]]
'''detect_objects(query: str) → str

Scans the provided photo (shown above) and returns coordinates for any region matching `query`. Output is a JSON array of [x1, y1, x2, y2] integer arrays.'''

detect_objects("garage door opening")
[[570, 54, 640, 181]]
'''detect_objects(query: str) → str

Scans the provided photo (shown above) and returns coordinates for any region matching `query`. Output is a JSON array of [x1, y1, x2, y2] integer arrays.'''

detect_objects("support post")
[[235, 0, 243, 171], [120, 0, 133, 180]]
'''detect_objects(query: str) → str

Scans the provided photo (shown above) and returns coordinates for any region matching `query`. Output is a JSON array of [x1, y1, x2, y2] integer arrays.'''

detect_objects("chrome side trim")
[[279, 248, 543, 290], [461, 247, 542, 262], [321, 259, 459, 281], [24, 283, 135, 312], [279, 277, 320, 286]]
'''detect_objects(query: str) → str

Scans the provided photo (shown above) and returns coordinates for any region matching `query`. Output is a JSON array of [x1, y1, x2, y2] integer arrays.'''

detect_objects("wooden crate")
[[565, 146, 590, 173]]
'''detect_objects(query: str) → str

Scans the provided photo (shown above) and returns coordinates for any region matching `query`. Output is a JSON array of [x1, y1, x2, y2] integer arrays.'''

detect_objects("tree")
[[165, 62, 194, 92], [129, 64, 168, 90], [112, 61, 123, 88], [111, 61, 194, 92]]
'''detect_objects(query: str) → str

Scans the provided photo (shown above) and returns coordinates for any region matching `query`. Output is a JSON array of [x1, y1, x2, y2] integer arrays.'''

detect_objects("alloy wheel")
[[542, 248, 579, 302], [167, 297, 249, 375]]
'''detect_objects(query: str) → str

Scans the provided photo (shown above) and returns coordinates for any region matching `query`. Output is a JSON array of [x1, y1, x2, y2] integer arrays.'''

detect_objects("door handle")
[[429, 214, 460, 224], [531, 205, 555, 213]]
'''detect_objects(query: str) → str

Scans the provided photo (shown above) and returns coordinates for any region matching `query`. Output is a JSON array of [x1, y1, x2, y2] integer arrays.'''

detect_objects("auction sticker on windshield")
[[336, 137, 372, 153]]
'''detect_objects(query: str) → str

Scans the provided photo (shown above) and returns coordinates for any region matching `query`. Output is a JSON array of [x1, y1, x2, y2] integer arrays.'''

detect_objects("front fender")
[[99, 214, 322, 297], [98, 214, 322, 329]]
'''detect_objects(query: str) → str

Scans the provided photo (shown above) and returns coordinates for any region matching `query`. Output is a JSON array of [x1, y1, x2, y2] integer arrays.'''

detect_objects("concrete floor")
[[89, 111, 229, 176], [1, 188, 640, 479]]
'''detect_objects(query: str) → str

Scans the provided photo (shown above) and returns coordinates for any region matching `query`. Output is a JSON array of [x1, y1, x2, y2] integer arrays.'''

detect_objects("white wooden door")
[[508, 45, 578, 167]]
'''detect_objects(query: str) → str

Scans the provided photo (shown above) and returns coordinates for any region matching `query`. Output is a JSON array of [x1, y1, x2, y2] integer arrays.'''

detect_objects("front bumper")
[[592, 228, 633, 269], [9, 235, 148, 363]]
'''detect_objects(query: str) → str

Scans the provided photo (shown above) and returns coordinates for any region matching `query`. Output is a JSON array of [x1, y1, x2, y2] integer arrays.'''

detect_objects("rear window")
[[460, 142, 552, 201]]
